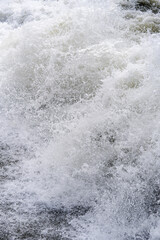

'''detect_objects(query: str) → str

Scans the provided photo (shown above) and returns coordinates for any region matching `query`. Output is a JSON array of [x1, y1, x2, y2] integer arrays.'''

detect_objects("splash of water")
[[0, 0, 160, 239]]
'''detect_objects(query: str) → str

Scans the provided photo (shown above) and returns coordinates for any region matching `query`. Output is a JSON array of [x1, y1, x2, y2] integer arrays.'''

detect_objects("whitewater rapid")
[[0, 0, 160, 239]]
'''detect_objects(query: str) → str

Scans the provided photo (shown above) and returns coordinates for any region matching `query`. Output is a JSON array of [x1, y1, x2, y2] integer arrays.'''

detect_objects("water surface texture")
[[0, 0, 160, 239]]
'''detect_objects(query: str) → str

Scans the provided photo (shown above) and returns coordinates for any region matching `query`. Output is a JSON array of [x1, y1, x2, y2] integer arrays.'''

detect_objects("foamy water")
[[0, 0, 160, 239]]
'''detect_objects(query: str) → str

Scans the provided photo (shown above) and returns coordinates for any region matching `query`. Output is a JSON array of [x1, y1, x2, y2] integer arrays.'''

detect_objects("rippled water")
[[0, 0, 160, 239]]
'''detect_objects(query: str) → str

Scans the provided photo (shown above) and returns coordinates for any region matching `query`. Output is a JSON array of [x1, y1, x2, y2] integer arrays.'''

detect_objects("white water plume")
[[0, 0, 160, 239]]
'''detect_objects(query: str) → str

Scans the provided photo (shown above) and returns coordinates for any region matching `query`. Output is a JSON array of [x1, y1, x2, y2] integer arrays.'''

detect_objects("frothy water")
[[0, 0, 160, 239]]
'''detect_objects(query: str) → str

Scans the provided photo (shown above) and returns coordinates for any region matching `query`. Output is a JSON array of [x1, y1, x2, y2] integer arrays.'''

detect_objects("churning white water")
[[0, 0, 160, 239]]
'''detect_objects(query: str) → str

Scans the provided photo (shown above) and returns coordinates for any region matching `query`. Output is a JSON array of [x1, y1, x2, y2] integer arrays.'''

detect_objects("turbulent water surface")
[[0, 0, 160, 239]]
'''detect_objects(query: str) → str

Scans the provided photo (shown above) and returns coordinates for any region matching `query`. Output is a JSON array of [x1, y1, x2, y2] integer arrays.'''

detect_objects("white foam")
[[0, 0, 160, 239]]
